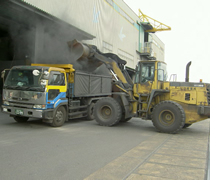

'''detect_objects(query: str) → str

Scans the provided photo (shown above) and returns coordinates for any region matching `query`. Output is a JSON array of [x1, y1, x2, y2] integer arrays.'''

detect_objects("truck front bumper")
[[198, 106, 210, 116], [1, 105, 53, 120]]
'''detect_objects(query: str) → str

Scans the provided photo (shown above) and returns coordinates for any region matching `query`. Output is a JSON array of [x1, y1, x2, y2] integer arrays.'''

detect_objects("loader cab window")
[[157, 62, 167, 81], [140, 62, 155, 83], [48, 71, 65, 86]]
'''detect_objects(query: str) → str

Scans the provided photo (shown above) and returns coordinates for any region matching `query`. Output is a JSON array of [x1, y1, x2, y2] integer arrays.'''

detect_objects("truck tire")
[[93, 97, 122, 126], [50, 106, 66, 127], [87, 102, 95, 120], [14, 116, 29, 123], [152, 101, 185, 134]]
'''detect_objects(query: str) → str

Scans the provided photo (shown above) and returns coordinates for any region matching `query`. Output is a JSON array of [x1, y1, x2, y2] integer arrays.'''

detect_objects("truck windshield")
[[4, 68, 45, 91]]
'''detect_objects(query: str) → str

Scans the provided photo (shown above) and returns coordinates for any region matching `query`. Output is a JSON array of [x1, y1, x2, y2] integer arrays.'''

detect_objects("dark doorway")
[[0, 26, 14, 103], [0, 27, 13, 62]]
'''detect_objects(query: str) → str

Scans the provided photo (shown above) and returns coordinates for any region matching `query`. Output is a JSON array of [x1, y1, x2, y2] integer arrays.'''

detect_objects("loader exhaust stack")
[[185, 61, 191, 82]]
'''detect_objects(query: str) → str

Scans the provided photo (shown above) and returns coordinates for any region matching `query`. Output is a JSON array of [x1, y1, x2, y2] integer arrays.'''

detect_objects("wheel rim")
[[100, 105, 112, 119], [159, 110, 175, 126], [55, 110, 63, 123]]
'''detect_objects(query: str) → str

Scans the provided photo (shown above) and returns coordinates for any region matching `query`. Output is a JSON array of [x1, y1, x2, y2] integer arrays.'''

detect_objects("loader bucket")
[[67, 39, 92, 61], [67, 39, 102, 71]]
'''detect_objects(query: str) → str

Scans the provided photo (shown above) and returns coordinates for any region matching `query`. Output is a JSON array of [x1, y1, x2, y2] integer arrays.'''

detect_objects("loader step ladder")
[[138, 89, 170, 118], [138, 93, 151, 116]]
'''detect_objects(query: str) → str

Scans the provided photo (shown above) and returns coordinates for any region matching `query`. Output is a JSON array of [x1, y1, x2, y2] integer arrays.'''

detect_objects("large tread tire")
[[93, 97, 122, 126], [50, 106, 66, 127], [152, 101, 185, 134], [14, 116, 29, 123]]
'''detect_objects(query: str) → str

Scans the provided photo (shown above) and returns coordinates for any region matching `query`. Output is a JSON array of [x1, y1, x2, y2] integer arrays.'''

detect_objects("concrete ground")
[[85, 119, 210, 180]]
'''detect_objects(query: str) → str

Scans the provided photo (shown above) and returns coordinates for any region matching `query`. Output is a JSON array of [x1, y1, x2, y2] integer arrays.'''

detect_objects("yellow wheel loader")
[[68, 40, 210, 133]]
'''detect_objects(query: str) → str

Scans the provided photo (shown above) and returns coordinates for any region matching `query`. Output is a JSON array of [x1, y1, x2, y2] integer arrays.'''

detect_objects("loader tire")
[[14, 116, 29, 123], [93, 97, 122, 126], [152, 101, 185, 134], [50, 106, 66, 127]]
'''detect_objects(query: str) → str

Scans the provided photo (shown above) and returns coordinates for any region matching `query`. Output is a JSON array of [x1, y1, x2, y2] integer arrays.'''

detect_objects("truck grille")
[[9, 102, 33, 108], [206, 84, 210, 105]]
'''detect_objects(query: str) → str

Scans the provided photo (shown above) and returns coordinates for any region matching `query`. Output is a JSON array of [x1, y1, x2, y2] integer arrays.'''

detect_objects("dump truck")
[[2, 40, 210, 133], [1, 39, 132, 127]]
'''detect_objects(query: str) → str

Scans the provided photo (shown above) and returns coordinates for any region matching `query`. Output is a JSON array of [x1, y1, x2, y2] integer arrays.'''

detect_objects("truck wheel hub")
[[56, 111, 63, 122]]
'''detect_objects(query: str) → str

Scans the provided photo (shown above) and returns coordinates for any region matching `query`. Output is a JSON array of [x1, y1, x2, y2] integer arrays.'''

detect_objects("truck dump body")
[[72, 71, 112, 97]]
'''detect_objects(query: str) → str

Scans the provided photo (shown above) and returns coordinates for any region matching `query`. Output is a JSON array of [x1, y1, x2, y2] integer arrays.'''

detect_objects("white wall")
[[23, 0, 165, 68]]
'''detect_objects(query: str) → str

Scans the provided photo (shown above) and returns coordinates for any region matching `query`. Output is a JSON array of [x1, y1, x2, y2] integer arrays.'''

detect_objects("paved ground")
[[85, 119, 210, 180], [0, 111, 209, 180]]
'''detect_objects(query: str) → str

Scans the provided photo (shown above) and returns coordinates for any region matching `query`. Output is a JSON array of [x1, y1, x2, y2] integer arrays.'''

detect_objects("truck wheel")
[[93, 97, 122, 126], [14, 116, 29, 123], [50, 106, 66, 127], [183, 123, 192, 128], [87, 102, 95, 120], [152, 101, 185, 134]]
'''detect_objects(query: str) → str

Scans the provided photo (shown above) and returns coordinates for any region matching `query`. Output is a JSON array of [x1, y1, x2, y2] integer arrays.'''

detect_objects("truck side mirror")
[[43, 71, 49, 79]]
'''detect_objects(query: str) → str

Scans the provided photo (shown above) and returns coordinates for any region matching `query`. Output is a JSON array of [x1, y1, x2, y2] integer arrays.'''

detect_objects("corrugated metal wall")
[[21, 0, 165, 68]]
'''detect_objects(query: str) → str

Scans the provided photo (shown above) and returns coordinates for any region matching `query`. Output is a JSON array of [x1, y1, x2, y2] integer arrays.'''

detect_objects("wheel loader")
[[68, 40, 210, 133]]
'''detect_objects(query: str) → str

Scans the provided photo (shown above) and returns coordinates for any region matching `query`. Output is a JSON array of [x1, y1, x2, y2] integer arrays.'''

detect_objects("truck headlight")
[[33, 105, 46, 109], [3, 101, 9, 105]]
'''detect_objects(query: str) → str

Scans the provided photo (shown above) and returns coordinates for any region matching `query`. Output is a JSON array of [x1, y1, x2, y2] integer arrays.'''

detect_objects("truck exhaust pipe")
[[185, 61, 191, 82]]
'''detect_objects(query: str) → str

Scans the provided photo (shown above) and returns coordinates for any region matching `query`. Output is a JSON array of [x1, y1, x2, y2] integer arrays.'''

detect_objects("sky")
[[123, 0, 210, 82]]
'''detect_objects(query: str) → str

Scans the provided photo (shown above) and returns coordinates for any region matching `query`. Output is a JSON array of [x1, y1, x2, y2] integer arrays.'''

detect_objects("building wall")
[[22, 0, 165, 68], [149, 34, 165, 61]]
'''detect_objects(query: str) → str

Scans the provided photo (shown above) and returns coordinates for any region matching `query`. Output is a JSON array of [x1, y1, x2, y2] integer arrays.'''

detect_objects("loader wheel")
[[50, 106, 66, 127], [93, 97, 122, 126], [183, 123, 192, 128], [152, 101, 185, 134], [14, 116, 29, 123], [87, 102, 95, 120]]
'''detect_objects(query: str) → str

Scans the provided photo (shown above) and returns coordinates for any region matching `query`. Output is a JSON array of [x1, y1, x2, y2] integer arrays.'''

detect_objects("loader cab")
[[134, 60, 167, 95]]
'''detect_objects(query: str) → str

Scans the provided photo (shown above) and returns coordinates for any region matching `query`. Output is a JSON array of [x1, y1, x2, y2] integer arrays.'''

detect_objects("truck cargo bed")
[[69, 71, 112, 97]]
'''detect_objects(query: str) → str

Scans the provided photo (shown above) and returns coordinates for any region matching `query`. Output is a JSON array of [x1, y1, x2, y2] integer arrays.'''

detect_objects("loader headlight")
[[3, 101, 9, 105], [33, 105, 46, 109]]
